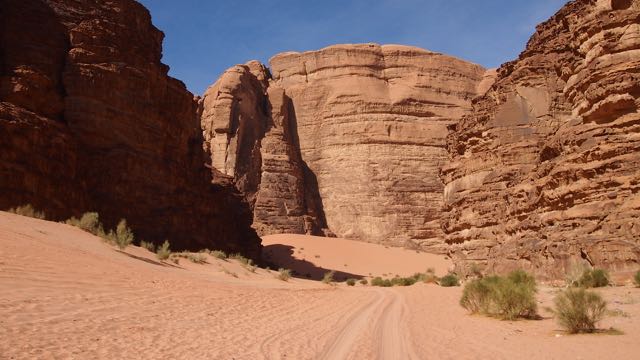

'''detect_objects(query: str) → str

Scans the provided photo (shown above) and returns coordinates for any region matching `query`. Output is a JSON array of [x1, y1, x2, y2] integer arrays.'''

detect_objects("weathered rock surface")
[[442, 0, 640, 278], [201, 62, 329, 235], [204, 44, 487, 247], [0, 0, 260, 257]]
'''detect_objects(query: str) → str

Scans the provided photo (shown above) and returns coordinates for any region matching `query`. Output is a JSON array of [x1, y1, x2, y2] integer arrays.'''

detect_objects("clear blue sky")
[[137, 0, 568, 95]]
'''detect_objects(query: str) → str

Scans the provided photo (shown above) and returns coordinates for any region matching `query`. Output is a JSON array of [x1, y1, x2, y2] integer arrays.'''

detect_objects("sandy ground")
[[1, 211, 639, 359]]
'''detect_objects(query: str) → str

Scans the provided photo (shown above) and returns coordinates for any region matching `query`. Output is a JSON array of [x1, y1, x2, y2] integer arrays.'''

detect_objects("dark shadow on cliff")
[[285, 96, 330, 234], [263, 244, 362, 281]]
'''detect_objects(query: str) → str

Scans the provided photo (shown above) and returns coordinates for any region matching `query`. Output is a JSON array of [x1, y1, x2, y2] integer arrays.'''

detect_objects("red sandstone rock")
[[0, 0, 260, 257], [442, 0, 640, 278]]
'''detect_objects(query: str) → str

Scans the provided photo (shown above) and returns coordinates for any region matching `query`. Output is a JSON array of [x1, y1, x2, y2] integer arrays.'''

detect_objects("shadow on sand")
[[263, 244, 362, 281], [116, 250, 181, 268]]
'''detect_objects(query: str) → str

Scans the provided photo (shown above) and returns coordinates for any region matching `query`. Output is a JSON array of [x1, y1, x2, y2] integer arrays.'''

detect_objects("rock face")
[[442, 0, 640, 278], [0, 0, 260, 257], [203, 44, 488, 247]]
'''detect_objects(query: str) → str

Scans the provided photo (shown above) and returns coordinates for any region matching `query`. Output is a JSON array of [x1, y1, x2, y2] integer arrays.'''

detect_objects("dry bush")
[[140, 240, 155, 252], [553, 288, 607, 333], [346, 278, 356, 286], [322, 271, 335, 284], [115, 219, 134, 250], [8, 204, 45, 219], [210, 250, 227, 260], [277, 268, 291, 281], [156, 240, 171, 261], [634, 270, 640, 288]]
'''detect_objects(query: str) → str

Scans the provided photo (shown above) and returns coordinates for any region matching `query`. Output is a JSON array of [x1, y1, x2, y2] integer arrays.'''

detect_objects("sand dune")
[[1, 211, 639, 359]]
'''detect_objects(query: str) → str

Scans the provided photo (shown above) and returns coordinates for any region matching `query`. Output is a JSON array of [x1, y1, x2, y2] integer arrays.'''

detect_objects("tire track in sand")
[[319, 288, 418, 360]]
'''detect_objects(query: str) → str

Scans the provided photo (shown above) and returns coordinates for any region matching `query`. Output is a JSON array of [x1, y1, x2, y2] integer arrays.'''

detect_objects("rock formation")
[[203, 44, 488, 248], [2, 0, 639, 277], [442, 0, 640, 278], [0, 0, 260, 257]]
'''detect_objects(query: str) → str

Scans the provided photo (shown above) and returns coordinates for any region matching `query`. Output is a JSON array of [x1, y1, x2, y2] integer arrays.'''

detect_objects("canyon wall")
[[203, 44, 488, 248], [0, 0, 261, 257], [442, 0, 640, 278]]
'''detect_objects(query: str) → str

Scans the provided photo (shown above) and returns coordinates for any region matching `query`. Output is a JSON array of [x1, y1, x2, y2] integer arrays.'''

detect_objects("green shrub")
[[8, 204, 45, 219], [115, 219, 134, 250], [277, 268, 291, 281], [634, 270, 640, 287], [391, 276, 417, 286], [322, 271, 335, 284], [346, 278, 356, 286], [553, 288, 607, 333], [460, 277, 494, 313], [439, 274, 460, 287], [156, 240, 171, 261], [460, 270, 538, 320], [359, 278, 368, 285], [210, 250, 227, 260], [140, 240, 155, 252], [371, 277, 392, 287], [575, 268, 609, 288]]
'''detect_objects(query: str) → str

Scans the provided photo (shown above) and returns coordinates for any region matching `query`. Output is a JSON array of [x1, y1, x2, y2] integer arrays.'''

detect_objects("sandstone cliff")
[[0, 0, 261, 257], [203, 44, 488, 247], [442, 0, 640, 278]]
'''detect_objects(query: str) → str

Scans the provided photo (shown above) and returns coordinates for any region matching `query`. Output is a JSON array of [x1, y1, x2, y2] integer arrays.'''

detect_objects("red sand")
[[1, 211, 639, 359]]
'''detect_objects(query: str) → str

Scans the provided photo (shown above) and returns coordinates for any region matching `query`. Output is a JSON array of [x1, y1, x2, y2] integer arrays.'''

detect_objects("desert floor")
[[1, 211, 639, 359]]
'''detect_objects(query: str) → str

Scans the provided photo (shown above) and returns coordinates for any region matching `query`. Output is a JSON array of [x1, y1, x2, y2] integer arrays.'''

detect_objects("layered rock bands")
[[0, 0, 261, 257]]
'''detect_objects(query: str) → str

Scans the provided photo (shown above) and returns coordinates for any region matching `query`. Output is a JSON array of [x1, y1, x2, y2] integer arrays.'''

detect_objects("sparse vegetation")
[[322, 271, 335, 284], [553, 288, 607, 333], [156, 240, 171, 261], [67, 212, 102, 235], [439, 274, 460, 287], [359, 278, 368, 285], [7, 204, 45, 219], [210, 250, 228, 260], [574, 268, 609, 288], [277, 268, 291, 281], [222, 267, 238, 278], [115, 219, 134, 250], [230, 253, 251, 265], [346, 278, 356, 286], [371, 277, 392, 287], [140, 240, 155, 252], [188, 253, 207, 264], [634, 270, 640, 287], [460, 270, 537, 320]]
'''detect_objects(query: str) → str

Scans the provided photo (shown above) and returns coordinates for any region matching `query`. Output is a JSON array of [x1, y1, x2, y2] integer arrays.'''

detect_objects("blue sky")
[[138, 0, 568, 95]]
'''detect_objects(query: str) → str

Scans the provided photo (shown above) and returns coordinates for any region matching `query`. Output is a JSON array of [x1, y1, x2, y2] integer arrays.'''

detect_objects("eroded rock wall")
[[269, 44, 488, 248], [442, 0, 640, 278], [0, 0, 260, 257]]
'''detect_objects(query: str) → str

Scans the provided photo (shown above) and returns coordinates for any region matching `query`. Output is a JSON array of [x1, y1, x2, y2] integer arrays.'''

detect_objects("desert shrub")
[[188, 253, 207, 264], [553, 288, 607, 333], [66, 212, 102, 234], [346, 278, 356, 286], [140, 240, 155, 252], [360, 278, 368, 285], [115, 219, 134, 250], [460, 270, 538, 320], [156, 240, 171, 260], [210, 250, 227, 260], [460, 277, 498, 314], [230, 253, 250, 265], [322, 271, 335, 284], [277, 268, 291, 281], [241, 258, 256, 272], [371, 277, 392, 287], [439, 274, 460, 287], [8, 204, 45, 219], [97, 228, 117, 244], [391, 276, 417, 286], [421, 268, 439, 284], [575, 268, 609, 288], [634, 270, 640, 287]]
